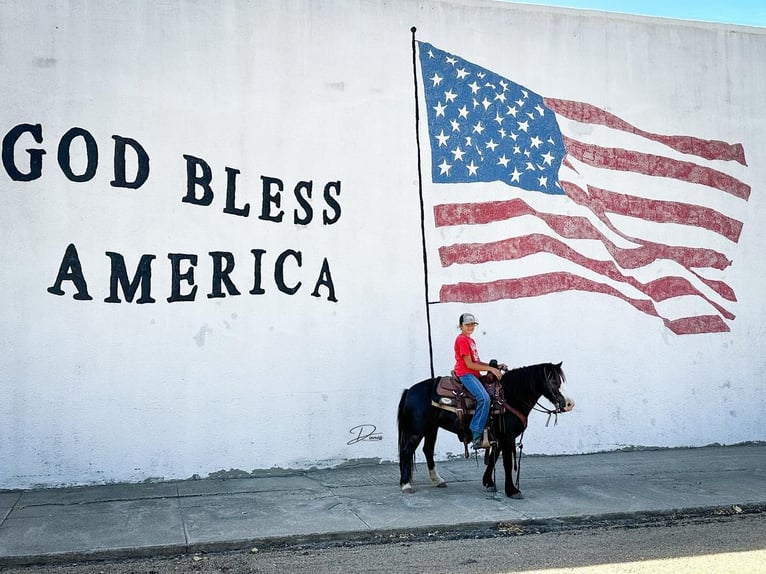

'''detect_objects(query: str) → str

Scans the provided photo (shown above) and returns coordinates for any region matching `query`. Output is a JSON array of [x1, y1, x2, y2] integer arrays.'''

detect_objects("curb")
[[2, 503, 762, 568]]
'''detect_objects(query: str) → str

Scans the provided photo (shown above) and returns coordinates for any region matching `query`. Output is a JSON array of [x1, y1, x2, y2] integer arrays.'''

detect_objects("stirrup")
[[481, 429, 492, 449], [471, 430, 492, 450]]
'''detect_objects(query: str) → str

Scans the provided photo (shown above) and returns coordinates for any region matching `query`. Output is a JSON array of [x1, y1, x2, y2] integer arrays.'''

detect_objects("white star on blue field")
[[418, 42, 568, 194]]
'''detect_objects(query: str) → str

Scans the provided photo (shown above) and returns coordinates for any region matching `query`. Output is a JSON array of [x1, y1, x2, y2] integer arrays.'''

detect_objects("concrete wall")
[[1, 0, 764, 489]]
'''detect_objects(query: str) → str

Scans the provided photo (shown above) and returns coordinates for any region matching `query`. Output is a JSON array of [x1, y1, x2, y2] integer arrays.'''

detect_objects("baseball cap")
[[460, 313, 479, 325]]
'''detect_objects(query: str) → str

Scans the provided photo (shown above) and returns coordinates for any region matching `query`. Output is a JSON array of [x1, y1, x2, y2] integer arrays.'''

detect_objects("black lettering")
[[167, 253, 198, 302], [208, 251, 241, 298], [311, 258, 338, 302], [275, 249, 301, 295], [58, 127, 98, 182], [293, 180, 313, 225], [223, 167, 250, 217], [111, 135, 150, 189], [2, 123, 46, 181], [104, 252, 156, 303], [182, 154, 214, 206], [249, 248, 266, 295], [322, 180, 341, 225], [259, 175, 284, 222], [47, 243, 92, 300]]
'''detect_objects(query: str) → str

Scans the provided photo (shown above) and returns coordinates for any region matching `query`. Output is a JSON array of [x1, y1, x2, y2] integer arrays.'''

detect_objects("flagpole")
[[411, 27, 435, 378]]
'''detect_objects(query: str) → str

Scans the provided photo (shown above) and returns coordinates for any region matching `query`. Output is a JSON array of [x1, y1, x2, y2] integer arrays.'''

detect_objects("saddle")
[[432, 372, 504, 415], [430, 373, 503, 452], [432, 372, 529, 455]]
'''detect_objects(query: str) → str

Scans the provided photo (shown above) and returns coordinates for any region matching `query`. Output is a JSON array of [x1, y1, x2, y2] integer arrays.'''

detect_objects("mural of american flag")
[[417, 41, 750, 335]]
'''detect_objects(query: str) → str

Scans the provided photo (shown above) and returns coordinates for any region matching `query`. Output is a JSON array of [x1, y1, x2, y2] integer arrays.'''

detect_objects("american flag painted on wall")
[[417, 41, 750, 335]]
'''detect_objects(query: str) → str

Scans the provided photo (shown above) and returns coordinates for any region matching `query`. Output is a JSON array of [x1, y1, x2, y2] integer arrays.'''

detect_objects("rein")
[[531, 369, 566, 427], [501, 372, 564, 492], [477, 365, 569, 494], [532, 401, 561, 427]]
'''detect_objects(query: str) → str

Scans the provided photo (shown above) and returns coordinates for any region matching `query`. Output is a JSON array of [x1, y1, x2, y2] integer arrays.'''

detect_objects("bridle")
[[531, 369, 566, 426], [495, 366, 565, 428]]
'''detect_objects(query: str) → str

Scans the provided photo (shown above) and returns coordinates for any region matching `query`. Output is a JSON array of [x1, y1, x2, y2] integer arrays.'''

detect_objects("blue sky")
[[512, 0, 766, 28]]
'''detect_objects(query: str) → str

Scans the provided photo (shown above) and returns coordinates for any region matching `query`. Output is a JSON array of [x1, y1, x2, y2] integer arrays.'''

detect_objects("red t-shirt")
[[454, 333, 481, 377]]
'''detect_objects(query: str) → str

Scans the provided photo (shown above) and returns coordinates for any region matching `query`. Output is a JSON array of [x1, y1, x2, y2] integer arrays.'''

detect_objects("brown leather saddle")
[[432, 372, 528, 431], [432, 373, 499, 411]]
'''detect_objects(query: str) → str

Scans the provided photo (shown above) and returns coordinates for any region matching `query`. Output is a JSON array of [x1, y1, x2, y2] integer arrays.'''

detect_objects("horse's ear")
[[555, 361, 562, 368]]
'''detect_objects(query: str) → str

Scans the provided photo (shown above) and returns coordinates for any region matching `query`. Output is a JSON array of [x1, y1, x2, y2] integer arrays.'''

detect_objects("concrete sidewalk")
[[1, 444, 764, 566]]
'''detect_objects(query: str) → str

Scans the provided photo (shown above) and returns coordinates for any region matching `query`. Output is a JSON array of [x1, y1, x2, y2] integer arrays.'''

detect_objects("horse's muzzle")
[[555, 394, 574, 413]]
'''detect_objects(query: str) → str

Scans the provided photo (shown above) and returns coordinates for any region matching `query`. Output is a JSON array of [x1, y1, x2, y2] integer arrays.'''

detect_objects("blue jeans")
[[460, 374, 489, 437]]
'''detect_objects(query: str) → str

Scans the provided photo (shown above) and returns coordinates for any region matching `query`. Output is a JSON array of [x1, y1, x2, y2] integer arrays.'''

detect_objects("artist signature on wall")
[[347, 424, 382, 445]]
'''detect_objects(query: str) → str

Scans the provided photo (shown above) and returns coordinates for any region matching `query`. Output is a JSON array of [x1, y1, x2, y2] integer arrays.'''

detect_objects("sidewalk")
[[1, 444, 764, 566]]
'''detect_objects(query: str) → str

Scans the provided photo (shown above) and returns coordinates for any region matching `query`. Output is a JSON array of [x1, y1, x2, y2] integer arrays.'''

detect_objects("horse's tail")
[[397, 389, 409, 457], [397, 388, 418, 475]]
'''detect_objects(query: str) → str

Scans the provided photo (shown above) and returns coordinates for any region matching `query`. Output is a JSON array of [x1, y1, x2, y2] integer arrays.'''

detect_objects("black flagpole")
[[411, 27, 435, 378]]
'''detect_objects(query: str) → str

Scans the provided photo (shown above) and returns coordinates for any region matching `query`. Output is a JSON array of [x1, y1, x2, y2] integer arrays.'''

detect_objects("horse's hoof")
[[401, 484, 415, 494], [436, 481, 448, 488], [508, 492, 524, 499]]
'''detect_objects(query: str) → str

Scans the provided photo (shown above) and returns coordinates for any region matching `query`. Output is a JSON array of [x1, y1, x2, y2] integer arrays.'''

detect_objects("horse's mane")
[[506, 362, 565, 382], [502, 362, 564, 403]]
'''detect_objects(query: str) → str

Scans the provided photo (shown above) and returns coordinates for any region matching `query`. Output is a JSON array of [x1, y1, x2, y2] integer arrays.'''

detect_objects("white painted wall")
[[1, 0, 764, 489]]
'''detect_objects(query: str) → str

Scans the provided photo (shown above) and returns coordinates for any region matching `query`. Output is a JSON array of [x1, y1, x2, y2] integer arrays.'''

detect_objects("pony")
[[397, 362, 573, 498]]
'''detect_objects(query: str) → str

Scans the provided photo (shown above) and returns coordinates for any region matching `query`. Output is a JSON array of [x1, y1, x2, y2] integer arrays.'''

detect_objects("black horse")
[[397, 362, 573, 498]]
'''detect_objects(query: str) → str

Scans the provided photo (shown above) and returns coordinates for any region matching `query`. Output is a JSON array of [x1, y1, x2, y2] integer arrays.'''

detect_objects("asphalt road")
[[3, 513, 764, 574]]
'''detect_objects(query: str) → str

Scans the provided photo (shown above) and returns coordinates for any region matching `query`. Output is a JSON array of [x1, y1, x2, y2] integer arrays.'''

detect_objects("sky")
[[512, 0, 766, 28]]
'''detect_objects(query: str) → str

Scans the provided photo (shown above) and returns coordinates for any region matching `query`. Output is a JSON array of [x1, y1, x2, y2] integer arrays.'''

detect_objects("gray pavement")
[[0, 444, 764, 566]]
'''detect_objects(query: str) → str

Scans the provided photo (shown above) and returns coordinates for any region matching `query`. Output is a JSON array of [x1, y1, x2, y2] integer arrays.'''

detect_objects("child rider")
[[454, 313, 503, 449]]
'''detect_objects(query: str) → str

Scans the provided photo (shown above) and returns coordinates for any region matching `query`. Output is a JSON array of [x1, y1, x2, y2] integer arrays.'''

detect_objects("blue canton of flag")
[[418, 41, 567, 195]]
